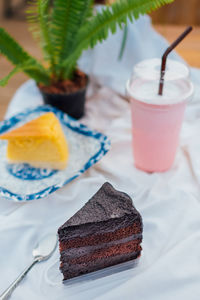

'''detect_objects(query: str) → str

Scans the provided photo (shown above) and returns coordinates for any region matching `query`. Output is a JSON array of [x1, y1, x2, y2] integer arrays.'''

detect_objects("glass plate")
[[0, 105, 110, 202], [45, 257, 140, 287], [40, 249, 146, 300]]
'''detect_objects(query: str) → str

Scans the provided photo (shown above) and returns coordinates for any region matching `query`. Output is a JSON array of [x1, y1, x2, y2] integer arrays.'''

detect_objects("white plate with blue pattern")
[[0, 105, 110, 202]]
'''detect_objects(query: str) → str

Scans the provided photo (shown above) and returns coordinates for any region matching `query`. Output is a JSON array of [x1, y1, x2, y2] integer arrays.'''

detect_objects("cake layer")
[[0, 112, 62, 138], [58, 213, 141, 241], [59, 221, 142, 252], [62, 250, 141, 280], [0, 112, 69, 170], [60, 235, 142, 261], [62, 239, 141, 265]]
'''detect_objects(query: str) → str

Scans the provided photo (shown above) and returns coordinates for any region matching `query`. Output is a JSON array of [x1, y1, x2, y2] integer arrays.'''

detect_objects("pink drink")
[[126, 59, 194, 172]]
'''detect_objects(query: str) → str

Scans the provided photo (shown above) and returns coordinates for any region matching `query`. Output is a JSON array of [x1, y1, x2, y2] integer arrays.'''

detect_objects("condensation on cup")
[[126, 58, 194, 173]]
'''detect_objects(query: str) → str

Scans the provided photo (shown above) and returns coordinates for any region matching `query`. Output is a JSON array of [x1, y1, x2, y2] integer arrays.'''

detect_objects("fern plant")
[[0, 0, 174, 87]]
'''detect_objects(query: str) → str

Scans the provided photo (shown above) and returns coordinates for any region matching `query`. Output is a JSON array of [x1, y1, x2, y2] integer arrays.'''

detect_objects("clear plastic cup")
[[126, 58, 194, 173]]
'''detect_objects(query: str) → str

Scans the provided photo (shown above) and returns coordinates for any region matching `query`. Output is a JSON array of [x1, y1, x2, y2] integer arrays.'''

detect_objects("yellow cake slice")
[[0, 112, 69, 170]]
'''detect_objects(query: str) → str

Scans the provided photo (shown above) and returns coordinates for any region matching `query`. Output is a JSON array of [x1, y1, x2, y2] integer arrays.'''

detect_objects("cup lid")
[[126, 58, 194, 105], [133, 58, 190, 81]]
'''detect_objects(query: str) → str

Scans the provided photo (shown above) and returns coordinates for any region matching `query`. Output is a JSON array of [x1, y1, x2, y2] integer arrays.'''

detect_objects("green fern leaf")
[[0, 28, 50, 85], [0, 63, 50, 87], [26, 0, 55, 71], [0, 61, 39, 86], [62, 0, 174, 76], [118, 25, 128, 60], [0, 61, 51, 86], [0, 27, 32, 65], [51, 0, 94, 76], [0, 66, 20, 86]]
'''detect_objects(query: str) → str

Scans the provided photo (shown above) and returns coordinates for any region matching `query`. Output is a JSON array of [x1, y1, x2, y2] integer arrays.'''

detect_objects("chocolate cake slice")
[[58, 182, 143, 280]]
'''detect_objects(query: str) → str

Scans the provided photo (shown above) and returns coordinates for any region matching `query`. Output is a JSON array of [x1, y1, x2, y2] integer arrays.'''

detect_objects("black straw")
[[158, 26, 193, 96]]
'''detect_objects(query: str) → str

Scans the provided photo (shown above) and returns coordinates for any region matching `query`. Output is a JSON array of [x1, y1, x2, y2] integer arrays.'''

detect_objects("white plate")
[[0, 105, 110, 201]]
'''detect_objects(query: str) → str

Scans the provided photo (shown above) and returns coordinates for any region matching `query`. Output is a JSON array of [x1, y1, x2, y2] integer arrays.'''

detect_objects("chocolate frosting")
[[59, 182, 140, 230]]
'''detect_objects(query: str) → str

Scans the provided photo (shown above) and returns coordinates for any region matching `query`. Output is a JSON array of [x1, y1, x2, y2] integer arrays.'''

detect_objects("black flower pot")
[[40, 79, 88, 120]]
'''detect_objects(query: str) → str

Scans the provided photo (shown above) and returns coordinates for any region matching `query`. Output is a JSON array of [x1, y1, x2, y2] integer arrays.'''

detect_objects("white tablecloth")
[[1, 16, 200, 300]]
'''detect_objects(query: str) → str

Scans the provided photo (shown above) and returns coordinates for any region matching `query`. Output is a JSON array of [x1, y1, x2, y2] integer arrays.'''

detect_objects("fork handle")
[[0, 258, 39, 300]]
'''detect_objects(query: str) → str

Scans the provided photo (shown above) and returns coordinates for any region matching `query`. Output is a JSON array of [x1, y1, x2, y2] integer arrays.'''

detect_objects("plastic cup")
[[126, 58, 194, 173]]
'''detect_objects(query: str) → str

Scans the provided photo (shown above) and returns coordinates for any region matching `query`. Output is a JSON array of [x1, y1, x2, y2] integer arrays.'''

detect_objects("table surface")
[[0, 22, 200, 121], [1, 18, 200, 300]]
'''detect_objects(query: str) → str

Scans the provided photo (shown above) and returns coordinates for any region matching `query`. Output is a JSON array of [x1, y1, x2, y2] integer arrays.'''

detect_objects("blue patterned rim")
[[0, 105, 111, 201], [6, 163, 58, 180]]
